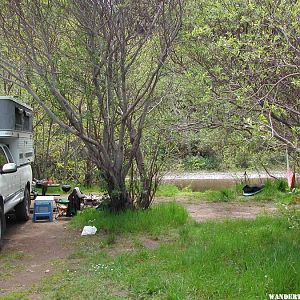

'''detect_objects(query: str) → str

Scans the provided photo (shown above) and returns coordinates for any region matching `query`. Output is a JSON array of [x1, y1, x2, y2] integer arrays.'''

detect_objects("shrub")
[[183, 155, 219, 171]]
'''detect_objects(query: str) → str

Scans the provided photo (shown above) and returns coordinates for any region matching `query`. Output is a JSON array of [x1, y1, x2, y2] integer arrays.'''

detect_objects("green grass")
[[155, 184, 181, 197], [199, 185, 240, 202], [0, 292, 28, 300], [22, 206, 300, 300], [253, 180, 298, 203], [109, 216, 300, 299], [0, 251, 27, 280], [156, 180, 300, 203], [79, 185, 107, 194], [156, 183, 243, 201], [70, 202, 189, 235]]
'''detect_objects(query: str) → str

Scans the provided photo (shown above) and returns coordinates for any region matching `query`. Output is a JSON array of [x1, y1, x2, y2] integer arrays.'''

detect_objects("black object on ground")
[[242, 185, 264, 196], [62, 185, 71, 193], [67, 187, 85, 217]]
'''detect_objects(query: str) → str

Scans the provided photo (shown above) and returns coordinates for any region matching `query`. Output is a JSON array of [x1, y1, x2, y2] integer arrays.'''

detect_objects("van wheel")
[[15, 188, 31, 221], [0, 207, 5, 249]]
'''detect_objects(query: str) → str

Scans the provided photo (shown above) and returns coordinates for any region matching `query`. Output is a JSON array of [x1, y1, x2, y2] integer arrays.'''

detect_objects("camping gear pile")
[[32, 182, 108, 221]]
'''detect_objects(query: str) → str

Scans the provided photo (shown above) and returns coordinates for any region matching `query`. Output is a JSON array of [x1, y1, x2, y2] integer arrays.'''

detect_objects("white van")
[[0, 96, 33, 245]]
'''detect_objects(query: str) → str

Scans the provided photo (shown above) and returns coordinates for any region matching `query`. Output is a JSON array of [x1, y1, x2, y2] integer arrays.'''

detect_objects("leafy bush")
[[183, 155, 219, 171]]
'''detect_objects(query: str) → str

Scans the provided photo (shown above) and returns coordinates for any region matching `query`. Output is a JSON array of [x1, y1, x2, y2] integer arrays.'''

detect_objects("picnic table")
[[34, 180, 60, 195]]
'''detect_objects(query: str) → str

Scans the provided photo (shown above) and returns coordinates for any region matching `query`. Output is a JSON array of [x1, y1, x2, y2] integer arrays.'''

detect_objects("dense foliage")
[[0, 0, 300, 204], [0, 0, 182, 210]]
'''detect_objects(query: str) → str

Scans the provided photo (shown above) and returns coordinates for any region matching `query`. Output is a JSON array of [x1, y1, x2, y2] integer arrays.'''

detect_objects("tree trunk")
[[84, 159, 93, 187], [103, 171, 132, 212]]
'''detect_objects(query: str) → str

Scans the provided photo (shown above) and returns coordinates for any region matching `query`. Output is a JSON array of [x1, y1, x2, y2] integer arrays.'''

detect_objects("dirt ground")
[[161, 198, 278, 222], [0, 198, 278, 297], [0, 215, 73, 297]]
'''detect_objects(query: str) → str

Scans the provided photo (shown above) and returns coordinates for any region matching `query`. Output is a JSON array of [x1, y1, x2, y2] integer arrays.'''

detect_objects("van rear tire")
[[0, 207, 5, 249], [15, 188, 31, 221]]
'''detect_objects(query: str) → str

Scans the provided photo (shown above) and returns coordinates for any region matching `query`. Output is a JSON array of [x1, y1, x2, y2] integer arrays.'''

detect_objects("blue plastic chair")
[[32, 200, 53, 222]]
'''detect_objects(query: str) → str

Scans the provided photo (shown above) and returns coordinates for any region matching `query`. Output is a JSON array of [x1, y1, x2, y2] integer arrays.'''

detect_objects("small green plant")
[[181, 186, 193, 193], [219, 188, 234, 201], [263, 179, 288, 193]]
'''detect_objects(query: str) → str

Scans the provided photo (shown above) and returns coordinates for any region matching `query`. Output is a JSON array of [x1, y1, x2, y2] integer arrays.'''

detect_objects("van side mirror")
[[1, 163, 17, 174]]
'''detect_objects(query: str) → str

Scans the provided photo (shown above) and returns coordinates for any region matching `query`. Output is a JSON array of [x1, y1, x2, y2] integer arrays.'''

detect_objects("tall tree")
[[0, 0, 182, 211], [176, 0, 300, 164]]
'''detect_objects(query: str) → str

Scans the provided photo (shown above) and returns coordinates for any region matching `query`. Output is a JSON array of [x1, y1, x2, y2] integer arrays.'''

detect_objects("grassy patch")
[[156, 180, 300, 203], [200, 186, 240, 202], [0, 251, 27, 280], [23, 210, 300, 300], [79, 185, 106, 194], [0, 292, 29, 300], [253, 180, 298, 203], [70, 202, 189, 235], [156, 183, 242, 201], [155, 184, 181, 197], [112, 216, 300, 299]]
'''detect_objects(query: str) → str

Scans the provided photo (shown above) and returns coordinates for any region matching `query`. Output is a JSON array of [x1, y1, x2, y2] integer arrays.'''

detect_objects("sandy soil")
[[0, 198, 278, 296]]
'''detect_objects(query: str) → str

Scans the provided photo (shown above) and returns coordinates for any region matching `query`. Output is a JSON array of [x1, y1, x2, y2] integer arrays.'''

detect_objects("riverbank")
[[162, 171, 287, 191], [156, 179, 298, 204]]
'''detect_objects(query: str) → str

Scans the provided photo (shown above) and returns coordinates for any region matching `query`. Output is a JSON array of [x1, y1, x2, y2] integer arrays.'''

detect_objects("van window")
[[15, 107, 23, 130], [0, 147, 8, 169], [3, 146, 14, 163], [23, 111, 31, 131]]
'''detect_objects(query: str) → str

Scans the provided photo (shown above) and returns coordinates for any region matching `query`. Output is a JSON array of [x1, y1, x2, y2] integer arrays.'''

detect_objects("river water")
[[162, 171, 287, 192]]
